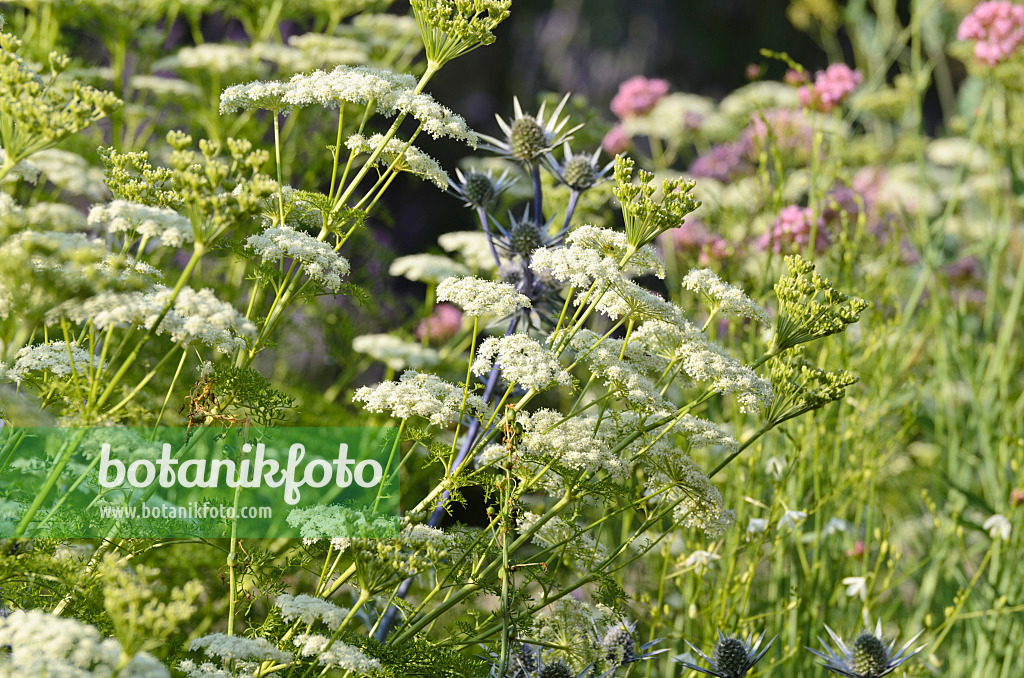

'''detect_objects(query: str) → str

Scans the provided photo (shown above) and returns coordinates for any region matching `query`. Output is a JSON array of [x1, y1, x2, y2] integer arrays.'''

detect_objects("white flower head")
[[842, 576, 867, 601], [275, 594, 350, 630], [389, 253, 471, 284], [220, 79, 293, 114], [345, 132, 450, 189], [766, 455, 786, 480], [824, 518, 852, 536], [246, 225, 350, 293], [189, 633, 290, 663], [351, 334, 440, 370], [353, 370, 489, 427], [293, 634, 382, 673], [747, 517, 768, 535], [88, 200, 194, 248], [681, 549, 720, 575], [471, 333, 571, 391], [3, 342, 104, 384], [778, 509, 808, 530], [983, 514, 1011, 542], [436, 275, 531, 317], [682, 268, 770, 325]]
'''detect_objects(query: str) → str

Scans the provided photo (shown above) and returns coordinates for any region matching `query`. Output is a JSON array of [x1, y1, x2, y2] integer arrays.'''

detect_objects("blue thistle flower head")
[[807, 620, 926, 678]]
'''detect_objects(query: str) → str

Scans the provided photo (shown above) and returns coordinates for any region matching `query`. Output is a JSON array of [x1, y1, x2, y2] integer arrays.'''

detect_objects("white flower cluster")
[[382, 89, 478, 146], [471, 333, 571, 391], [438, 230, 498, 270], [531, 244, 624, 289], [682, 269, 770, 325], [219, 79, 292, 113], [178, 659, 259, 678], [285, 505, 399, 547], [130, 74, 202, 99], [641, 442, 733, 538], [157, 287, 257, 353], [88, 199, 194, 248], [245, 225, 351, 292], [25, 202, 89, 232], [585, 278, 685, 325], [568, 329, 673, 413], [281, 33, 368, 71], [354, 369, 489, 426], [519, 408, 628, 481], [165, 43, 260, 73], [566, 225, 665, 277], [28, 148, 108, 199], [345, 132, 450, 189], [293, 634, 382, 673], [189, 633, 291, 663], [389, 253, 471, 283], [2, 341, 104, 384], [275, 593, 350, 630], [436, 275, 530, 317], [0, 610, 169, 677], [351, 334, 440, 370], [634, 320, 773, 413], [518, 511, 610, 564]]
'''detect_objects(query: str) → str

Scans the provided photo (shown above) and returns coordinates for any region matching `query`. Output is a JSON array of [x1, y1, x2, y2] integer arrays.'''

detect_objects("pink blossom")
[[610, 76, 670, 119], [1011, 487, 1024, 506], [846, 540, 866, 557], [661, 219, 709, 251], [744, 109, 814, 156], [415, 303, 463, 342], [601, 123, 631, 155], [698, 236, 731, 266], [784, 68, 807, 85], [799, 63, 862, 112], [759, 205, 828, 253], [958, 1, 1024, 66]]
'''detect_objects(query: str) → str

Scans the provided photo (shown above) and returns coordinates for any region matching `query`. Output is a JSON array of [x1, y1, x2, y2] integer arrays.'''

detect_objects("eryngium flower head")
[[678, 629, 775, 678], [450, 167, 516, 208], [480, 94, 582, 166], [808, 621, 925, 678], [603, 622, 636, 666], [544, 143, 613, 192], [537, 659, 573, 678]]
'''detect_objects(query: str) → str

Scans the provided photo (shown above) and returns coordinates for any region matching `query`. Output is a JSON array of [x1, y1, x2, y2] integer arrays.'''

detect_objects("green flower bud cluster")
[[611, 155, 700, 249], [0, 32, 121, 169], [100, 131, 276, 245], [411, 0, 512, 68], [771, 254, 868, 352], [765, 350, 857, 427]]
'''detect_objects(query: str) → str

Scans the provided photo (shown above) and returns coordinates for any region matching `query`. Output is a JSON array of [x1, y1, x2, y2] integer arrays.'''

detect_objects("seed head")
[[509, 220, 544, 257], [510, 115, 549, 162], [562, 155, 599, 190], [603, 625, 636, 666], [538, 660, 573, 678], [850, 633, 889, 676]]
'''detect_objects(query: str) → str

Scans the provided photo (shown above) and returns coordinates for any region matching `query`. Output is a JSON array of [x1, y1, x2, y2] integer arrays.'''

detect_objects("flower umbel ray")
[[612, 155, 701, 249]]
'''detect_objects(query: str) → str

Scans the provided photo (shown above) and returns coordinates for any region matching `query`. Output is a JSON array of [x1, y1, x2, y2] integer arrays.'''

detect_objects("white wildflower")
[[632, 319, 773, 413], [530, 244, 622, 288], [284, 33, 368, 70], [351, 334, 440, 370], [402, 524, 451, 548], [3, 342, 104, 384], [640, 438, 734, 537], [178, 659, 259, 678], [824, 518, 851, 536], [220, 79, 293, 113], [246, 225, 350, 292], [681, 549, 720, 573], [567, 329, 673, 412], [190, 633, 290, 663], [345, 132, 450, 188], [472, 333, 571, 391], [778, 509, 808, 530], [285, 65, 416, 108], [380, 89, 477, 146], [293, 634, 382, 673], [766, 456, 786, 479], [518, 408, 628, 481], [0, 610, 169, 677], [842, 576, 867, 600], [0, 149, 40, 184], [286, 505, 399, 543], [27, 148, 108, 199], [566, 225, 665, 278], [162, 43, 260, 73], [157, 287, 257, 353], [438, 230, 498, 270], [25, 202, 89, 231], [353, 369, 489, 426], [682, 269, 770, 325], [275, 594, 349, 630], [89, 200, 194, 248], [747, 517, 768, 534], [130, 74, 202, 98], [983, 514, 1011, 542], [389, 253, 471, 283], [436, 275, 530, 317]]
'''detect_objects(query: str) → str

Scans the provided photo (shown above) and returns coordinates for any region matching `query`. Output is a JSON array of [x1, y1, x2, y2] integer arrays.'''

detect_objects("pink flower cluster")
[[799, 63, 862, 112], [610, 76, 670, 119], [957, 1, 1024, 66], [415, 303, 463, 342], [759, 205, 827, 253], [601, 124, 631, 155]]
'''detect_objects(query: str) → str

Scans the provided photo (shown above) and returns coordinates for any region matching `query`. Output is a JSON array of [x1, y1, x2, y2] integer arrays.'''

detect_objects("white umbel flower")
[[246, 225, 351, 293], [389, 253, 471, 283], [285, 65, 417, 109], [3, 342, 104, 383], [682, 268, 770, 325], [438, 230, 498, 270], [351, 334, 440, 370], [353, 369, 489, 427], [842, 576, 868, 600], [345, 133, 450, 189], [436, 275, 530, 317], [0, 610, 169, 677], [471, 333, 571, 391], [983, 514, 1011, 542], [275, 594, 350, 630], [293, 634, 382, 673], [89, 200, 194, 248], [189, 633, 290, 663], [219, 79, 293, 113]]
